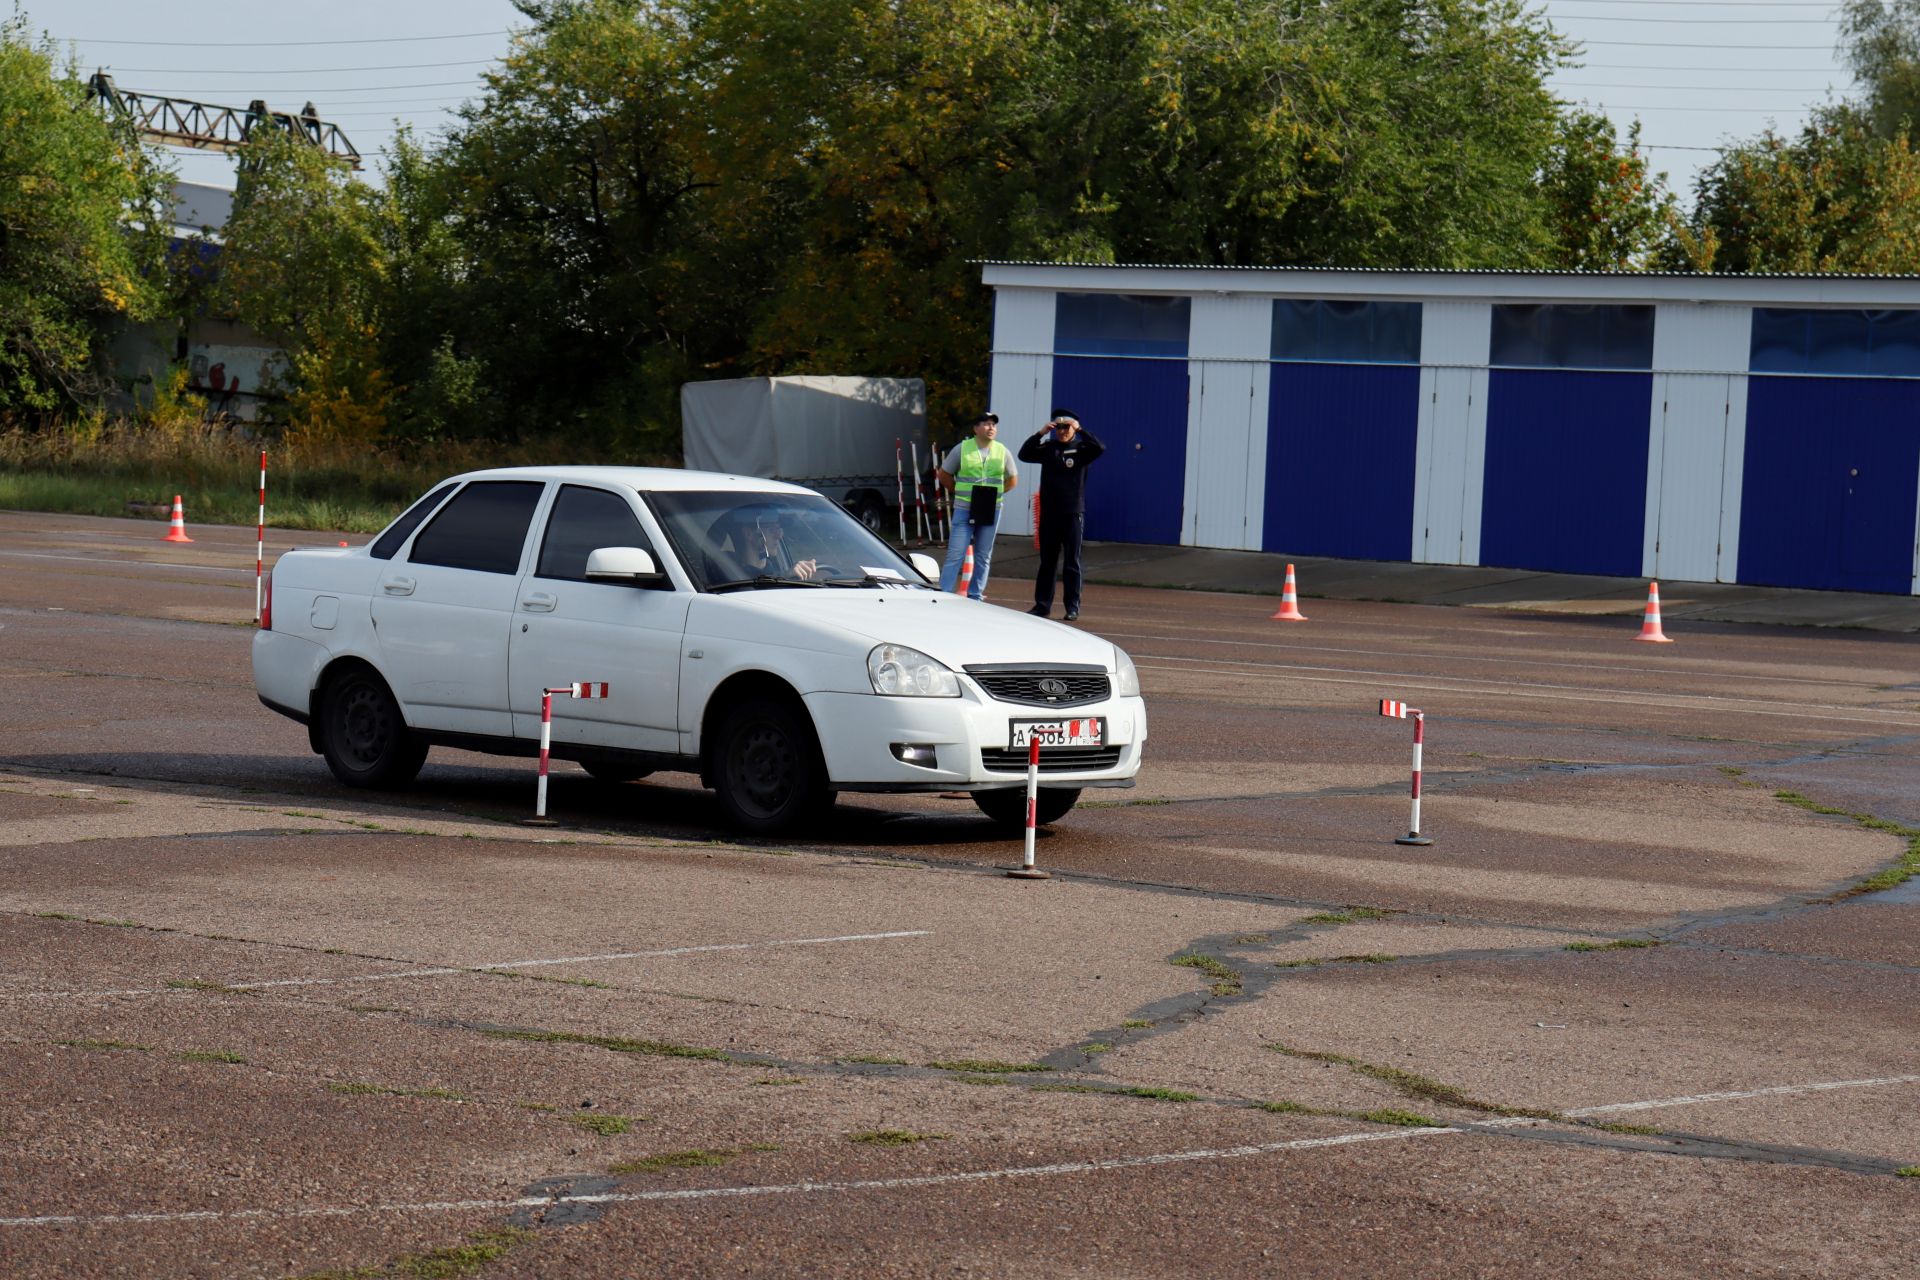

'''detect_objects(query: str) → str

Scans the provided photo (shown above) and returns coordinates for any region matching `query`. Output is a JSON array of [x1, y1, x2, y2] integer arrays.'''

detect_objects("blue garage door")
[[1480, 369, 1653, 576], [1050, 356, 1189, 544], [1262, 363, 1421, 560], [1740, 377, 1920, 594]]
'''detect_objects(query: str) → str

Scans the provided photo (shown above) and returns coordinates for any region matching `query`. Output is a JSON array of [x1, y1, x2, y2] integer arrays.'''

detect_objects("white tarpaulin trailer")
[[680, 376, 928, 531]]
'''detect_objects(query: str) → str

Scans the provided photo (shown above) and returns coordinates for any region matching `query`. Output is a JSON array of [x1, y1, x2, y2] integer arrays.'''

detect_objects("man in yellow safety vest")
[[935, 411, 1019, 600]]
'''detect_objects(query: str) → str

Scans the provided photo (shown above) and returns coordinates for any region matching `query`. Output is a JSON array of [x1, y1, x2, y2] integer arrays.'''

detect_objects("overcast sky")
[[39, 0, 1858, 205]]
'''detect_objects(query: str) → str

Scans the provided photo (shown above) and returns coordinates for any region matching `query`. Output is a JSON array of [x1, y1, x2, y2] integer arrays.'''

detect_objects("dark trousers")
[[1034, 511, 1085, 612]]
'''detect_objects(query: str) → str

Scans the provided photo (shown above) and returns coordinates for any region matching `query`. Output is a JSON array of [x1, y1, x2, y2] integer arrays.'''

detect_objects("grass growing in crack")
[[177, 1050, 246, 1064], [753, 1077, 805, 1086], [57, 1038, 151, 1052], [1717, 766, 1746, 778], [296, 1226, 534, 1280], [926, 1059, 1051, 1074], [1594, 1122, 1664, 1136], [1565, 939, 1662, 953], [1081, 1042, 1113, 1054], [1121, 1019, 1153, 1029], [849, 1129, 946, 1146], [839, 1054, 909, 1066], [1257, 1100, 1319, 1115], [1897, 1166, 1919, 1178], [1266, 1044, 1560, 1121], [1030, 1083, 1199, 1102], [1277, 954, 1397, 969], [482, 969, 615, 990], [484, 1028, 728, 1061], [1231, 934, 1271, 945], [609, 1144, 776, 1175], [30, 911, 80, 921], [1358, 1108, 1441, 1128], [1171, 952, 1242, 996], [1773, 791, 1920, 898], [567, 1113, 641, 1136], [1299, 907, 1395, 926]]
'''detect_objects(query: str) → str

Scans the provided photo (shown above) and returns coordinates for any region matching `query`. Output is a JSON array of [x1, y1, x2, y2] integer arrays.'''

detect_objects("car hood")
[[694, 589, 1117, 669]]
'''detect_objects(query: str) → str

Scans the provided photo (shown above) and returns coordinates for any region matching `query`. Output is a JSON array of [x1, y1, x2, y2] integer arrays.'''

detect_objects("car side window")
[[536, 485, 661, 583], [406, 481, 545, 574], [369, 483, 455, 560]]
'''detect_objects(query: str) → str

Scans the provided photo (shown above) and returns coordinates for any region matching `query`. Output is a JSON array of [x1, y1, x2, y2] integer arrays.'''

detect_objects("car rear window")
[[407, 481, 545, 575], [369, 484, 455, 560]]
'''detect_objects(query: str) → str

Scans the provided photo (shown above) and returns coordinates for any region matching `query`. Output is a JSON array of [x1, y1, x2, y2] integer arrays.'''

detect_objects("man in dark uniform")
[[1018, 407, 1105, 621]]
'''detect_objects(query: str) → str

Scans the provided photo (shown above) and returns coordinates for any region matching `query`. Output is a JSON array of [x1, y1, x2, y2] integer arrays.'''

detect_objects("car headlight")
[[868, 643, 960, 697], [1113, 645, 1140, 698]]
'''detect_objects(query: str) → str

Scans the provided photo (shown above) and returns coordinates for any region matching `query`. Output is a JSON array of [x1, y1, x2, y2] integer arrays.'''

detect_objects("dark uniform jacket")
[[1017, 427, 1106, 516]]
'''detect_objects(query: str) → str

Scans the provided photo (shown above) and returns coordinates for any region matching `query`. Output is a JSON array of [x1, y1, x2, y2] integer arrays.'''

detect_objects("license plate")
[[1009, 718, 1105, 749]]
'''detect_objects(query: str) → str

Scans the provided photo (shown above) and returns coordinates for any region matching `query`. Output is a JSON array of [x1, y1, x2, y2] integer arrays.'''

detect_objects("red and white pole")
[[1007, 734, 1050, 879], [895, 439, 907, 542], [1380, 699, 1434, 846], [254, 451, 267, 622], [909, 440, 929, 543], [530, 682, 610, 824]]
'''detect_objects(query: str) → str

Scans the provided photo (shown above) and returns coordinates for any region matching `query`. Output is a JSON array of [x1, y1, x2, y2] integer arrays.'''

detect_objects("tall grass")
[[0, 416, 661, 533]]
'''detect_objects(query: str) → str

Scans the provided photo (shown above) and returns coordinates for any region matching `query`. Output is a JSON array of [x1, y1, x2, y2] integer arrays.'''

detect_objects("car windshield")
[[649, 490, 929, 593]]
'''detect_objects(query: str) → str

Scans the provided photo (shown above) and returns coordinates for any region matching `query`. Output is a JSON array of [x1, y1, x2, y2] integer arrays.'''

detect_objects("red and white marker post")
[[1379, 699, 1434, 847], [254, 451, 267, 623], [895, 439, 907, 542], [909, 441, 930, 543], [1006, 735, 1051, 879], [529, 682, 611, 824]]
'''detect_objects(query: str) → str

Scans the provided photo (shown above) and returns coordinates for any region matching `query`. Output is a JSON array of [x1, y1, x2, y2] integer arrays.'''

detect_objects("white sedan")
[[253, 466, 1146, 833]]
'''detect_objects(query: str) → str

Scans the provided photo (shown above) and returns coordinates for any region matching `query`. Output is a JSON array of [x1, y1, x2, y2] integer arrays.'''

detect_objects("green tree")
[[215, 127, 393, 441], [1673, 104, 1920, 273], [1841, 0, 1920, 139], [0, 19, 170, 417], [1538, 111, 1674, 270]]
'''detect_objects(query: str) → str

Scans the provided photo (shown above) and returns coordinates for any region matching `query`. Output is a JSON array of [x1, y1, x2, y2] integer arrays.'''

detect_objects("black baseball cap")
[[1049, 407, 1079, 422], [973, 410, 999, 424]]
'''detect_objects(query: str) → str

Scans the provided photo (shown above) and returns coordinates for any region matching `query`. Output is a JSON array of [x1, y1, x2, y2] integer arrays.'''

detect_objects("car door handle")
[[381, 576, 416, 596], [520, 592, 557, 613]]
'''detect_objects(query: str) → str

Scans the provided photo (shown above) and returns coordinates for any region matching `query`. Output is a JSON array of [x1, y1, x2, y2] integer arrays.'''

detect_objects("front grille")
[[980, 746, 1123, 774], [965, 665, 1110, 708]]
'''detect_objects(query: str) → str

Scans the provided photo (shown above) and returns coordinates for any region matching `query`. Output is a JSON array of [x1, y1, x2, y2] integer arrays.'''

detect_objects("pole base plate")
[[1395, 833, 1434, 846], [1005, 868, 1052, 879]]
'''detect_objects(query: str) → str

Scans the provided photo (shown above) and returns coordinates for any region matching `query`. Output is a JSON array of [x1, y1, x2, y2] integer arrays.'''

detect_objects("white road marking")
[[2, 1073, 1913, 1230], [0, 931, 933, 1002], [1136, 662, 1920, 730]]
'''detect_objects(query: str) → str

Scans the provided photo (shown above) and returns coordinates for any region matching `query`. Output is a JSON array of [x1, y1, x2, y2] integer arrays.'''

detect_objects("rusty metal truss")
[[86, 72, 362, 169]]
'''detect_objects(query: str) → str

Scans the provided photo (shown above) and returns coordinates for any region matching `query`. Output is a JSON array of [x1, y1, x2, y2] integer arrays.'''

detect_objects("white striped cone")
[[1634, 582, 1673, 643], [163, 495, 193, 543], [1269, 563, 1306, 621]]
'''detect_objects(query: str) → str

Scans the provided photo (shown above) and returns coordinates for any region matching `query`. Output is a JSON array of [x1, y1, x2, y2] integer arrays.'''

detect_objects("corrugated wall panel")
[[1481, 370, 1653, 576], [1739, 377, 1920, 594], [1263, 363, 1422, 560], [1051, 356, 1189, 544]]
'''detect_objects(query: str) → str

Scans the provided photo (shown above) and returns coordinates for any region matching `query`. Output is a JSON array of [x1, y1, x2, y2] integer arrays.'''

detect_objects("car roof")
[[445, 466, 814, 495]]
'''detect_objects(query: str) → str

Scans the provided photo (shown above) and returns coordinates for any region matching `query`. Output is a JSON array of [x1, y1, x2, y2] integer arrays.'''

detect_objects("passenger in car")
[[717, 505, 819, 581]]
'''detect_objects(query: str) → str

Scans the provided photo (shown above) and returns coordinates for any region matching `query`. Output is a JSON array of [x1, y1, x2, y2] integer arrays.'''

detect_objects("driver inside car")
[[728, 504, 819, 581]]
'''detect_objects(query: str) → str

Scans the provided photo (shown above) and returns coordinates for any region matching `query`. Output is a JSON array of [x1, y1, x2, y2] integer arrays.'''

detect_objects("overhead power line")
[[54, 29, 511, 48], [1549, 12, 1838, 22], [1580, 39, 1849, 49], [120, 78, 486, 96], [101, 59, 495, 75]]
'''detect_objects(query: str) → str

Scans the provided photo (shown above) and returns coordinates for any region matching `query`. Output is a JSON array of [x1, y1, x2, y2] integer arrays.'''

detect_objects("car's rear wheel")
[[971, 786, 1082, 828], [580, 760, 652, 784], [318, 667, 427, 789], [712, 697, 835, 834]]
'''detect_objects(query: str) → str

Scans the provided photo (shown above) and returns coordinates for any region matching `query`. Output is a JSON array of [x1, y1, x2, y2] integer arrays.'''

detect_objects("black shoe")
[[1064, 609, 1079, 621], [1027, 605, 1048, 616]]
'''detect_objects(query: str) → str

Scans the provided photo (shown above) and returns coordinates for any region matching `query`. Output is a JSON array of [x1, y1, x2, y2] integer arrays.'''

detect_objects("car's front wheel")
[[318, 667, 428, 789], [971, 786, 1082, 828], [712, 697, 835, 834]]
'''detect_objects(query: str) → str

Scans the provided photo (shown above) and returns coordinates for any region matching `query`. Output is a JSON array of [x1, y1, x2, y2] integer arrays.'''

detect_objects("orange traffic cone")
[[955, 545, 974, 596], [1269, 563, 1308, 621], [1634, 581, 1672, 643], [163, 495, 194, 543]]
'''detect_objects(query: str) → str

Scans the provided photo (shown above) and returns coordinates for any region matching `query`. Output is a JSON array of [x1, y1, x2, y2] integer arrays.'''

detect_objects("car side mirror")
[[908, 552, 939, 582], [584, 546, 665, 585]]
